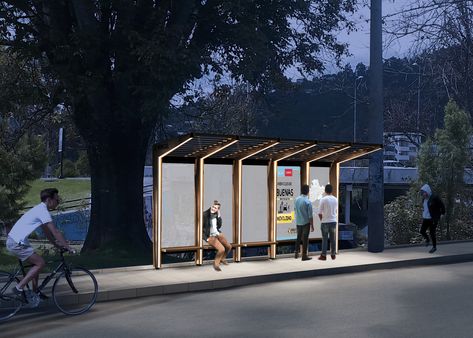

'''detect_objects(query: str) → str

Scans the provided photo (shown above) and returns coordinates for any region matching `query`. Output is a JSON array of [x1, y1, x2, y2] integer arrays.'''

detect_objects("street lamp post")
[[354, 75, 364, 142]]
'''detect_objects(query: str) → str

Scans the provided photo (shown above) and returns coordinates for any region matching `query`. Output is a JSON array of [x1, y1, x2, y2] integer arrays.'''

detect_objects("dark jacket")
[[203, 208, 222, 240], [421, 184, 446, 221], [428, 194, 446, 221]]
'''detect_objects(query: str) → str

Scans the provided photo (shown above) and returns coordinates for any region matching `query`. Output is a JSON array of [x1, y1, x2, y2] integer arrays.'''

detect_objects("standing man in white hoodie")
[[420, 184, 445, 253]]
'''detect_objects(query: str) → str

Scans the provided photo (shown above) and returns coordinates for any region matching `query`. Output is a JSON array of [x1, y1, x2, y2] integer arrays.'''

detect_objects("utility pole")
[[368, 0, 384, 252]]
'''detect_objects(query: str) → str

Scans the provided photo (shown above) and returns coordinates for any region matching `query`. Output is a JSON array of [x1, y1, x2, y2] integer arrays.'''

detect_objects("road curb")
[[94, 252, 473, 303]]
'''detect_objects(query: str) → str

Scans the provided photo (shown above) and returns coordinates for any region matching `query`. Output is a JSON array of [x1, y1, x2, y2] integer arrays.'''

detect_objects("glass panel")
[[242, 165, 268, 242], [203, 164, 233, 242], [309, 166, 331, 238], [162, 163, 195, 247]]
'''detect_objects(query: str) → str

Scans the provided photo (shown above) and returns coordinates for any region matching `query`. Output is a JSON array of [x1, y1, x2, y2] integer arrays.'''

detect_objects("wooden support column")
[[330, 162, 340, 253], [195, 158, 204, 265], [301, 161, 310, 187], [153, 136, 194, 269], [232, 160, 243, 262], [152, 147, 162, 269], [268, 160, 278, 259]]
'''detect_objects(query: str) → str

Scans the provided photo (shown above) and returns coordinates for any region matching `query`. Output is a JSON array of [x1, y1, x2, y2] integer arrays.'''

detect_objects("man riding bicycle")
[[6, 188, 73, 300]]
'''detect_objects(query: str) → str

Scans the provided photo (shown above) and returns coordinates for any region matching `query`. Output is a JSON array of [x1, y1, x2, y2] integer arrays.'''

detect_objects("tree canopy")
[[0, 1, 358, 252]]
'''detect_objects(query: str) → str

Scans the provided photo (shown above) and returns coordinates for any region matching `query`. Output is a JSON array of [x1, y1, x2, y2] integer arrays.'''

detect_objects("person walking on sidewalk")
[[294, 184, 314, 261], [318, 184, 338, 261], [420, 184, 445, 253], [203, 200, 232, 271]]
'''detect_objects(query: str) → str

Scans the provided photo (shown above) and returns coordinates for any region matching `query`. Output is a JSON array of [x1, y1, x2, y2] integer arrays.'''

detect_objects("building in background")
[[383, 132, 422, 167]]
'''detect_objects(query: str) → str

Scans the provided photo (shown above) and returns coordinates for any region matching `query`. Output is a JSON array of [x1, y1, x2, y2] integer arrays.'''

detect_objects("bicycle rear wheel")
[[0, 271, 22, 321], [52, 267, 98, 315]]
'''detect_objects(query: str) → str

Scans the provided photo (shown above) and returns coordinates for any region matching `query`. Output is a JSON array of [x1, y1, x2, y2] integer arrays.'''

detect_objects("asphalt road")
[[2, 262, 473, 338]]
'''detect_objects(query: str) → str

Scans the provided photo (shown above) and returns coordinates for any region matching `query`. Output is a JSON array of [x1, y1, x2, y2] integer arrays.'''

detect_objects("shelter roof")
[[155, 133, 381, 163]]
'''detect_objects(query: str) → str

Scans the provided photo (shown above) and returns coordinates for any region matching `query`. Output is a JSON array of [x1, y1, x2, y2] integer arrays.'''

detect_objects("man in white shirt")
[[317, 184, 338, 261], [6, 188, 72, 300]]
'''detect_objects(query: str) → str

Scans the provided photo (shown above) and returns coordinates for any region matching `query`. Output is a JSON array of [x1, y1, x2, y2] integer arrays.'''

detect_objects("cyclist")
[[6, 188, 73, 300]]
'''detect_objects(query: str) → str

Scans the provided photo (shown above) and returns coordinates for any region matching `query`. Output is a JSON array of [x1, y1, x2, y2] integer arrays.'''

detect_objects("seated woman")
[[203, 200, 232, 271]]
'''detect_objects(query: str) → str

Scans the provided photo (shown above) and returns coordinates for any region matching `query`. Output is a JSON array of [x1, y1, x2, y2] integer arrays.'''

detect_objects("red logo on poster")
[[285, 169, 293, 177]]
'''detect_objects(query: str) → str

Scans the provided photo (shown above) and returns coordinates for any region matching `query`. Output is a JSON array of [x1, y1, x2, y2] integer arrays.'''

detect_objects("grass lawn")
[[0, 241, 152, 272], [23, 178, 91, 208], [2, 178, 157, 271]]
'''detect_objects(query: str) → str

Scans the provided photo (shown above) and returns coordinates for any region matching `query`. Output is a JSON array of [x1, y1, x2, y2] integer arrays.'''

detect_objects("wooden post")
[[195, 158, 204, 265], [330, 162, 340, 253], [233, 160, 242, 262]]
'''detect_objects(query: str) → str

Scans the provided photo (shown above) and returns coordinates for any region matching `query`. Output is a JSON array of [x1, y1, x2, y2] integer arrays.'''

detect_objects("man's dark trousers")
[[420, 218, 438, 247], [295, 223, 310, 258]]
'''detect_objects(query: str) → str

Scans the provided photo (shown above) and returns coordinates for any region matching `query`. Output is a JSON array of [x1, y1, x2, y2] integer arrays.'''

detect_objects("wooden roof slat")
[[154, 133, 382, 162]]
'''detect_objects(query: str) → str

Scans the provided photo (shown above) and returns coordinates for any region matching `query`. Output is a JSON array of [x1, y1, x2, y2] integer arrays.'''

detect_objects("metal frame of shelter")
[[152, 133, 382, 269]]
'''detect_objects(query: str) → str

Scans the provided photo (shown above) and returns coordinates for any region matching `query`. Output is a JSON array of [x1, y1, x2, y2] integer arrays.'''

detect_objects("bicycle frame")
[[2, 250, 74, 303], [27, 251, 73, 295], [1, 248, 97, 321]]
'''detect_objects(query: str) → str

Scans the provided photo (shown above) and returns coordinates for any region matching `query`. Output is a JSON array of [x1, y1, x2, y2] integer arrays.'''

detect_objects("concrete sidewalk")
[[77, 241, 473, 303]]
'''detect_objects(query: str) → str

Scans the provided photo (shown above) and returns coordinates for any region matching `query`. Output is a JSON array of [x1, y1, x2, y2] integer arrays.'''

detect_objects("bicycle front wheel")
[[52, 267, 98, 315], [0, 271, 22, 321]]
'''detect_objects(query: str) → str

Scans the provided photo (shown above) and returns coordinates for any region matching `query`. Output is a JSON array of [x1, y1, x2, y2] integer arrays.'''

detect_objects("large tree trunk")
[[77, 100, 154, 253], [82, 134, 152, 253]]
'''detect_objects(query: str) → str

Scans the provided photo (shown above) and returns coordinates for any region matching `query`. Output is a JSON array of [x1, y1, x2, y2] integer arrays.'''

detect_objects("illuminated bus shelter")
[[152, 133, 381, 269]]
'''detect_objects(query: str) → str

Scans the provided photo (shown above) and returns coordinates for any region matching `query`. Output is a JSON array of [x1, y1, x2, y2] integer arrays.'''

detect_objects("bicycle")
[[0, 247, 98, 321]]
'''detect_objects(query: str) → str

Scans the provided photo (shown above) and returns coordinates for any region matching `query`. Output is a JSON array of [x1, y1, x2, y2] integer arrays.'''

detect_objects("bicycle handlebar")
[[58, 247, 77, 255]]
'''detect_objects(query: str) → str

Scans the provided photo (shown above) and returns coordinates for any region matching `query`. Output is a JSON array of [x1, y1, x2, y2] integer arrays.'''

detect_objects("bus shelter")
[[152, 133, 381, 269]]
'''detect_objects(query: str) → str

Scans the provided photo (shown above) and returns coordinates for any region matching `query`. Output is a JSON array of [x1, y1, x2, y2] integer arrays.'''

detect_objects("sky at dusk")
[[341, 0, 414, 66]]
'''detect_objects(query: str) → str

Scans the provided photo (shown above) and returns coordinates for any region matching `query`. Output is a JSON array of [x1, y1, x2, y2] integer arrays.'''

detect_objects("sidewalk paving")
[[80, 241, 473, 303]]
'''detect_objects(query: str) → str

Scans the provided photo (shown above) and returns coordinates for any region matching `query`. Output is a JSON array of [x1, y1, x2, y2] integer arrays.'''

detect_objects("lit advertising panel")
[[276, 166, 300, 240]]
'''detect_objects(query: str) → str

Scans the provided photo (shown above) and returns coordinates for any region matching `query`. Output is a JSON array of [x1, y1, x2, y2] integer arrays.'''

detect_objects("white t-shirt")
[[8, 202, 52, 243], [318, 195, 338, 223], [210, 215, 219, 236]]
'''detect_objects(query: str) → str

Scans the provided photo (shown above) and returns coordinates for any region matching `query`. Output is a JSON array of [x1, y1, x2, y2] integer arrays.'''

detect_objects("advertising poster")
[[276, 166, 300, 240]]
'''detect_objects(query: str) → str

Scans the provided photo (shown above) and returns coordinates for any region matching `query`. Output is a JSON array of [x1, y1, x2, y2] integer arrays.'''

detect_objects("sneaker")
[[37, 291, 49, 300], [12, 287, 26, 302], [331, 254, 336, 260], [318, 255, 327, 261], [213, 264, 222, 271], [429, 247, 437, 254], [301, 256, 312, 261]]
